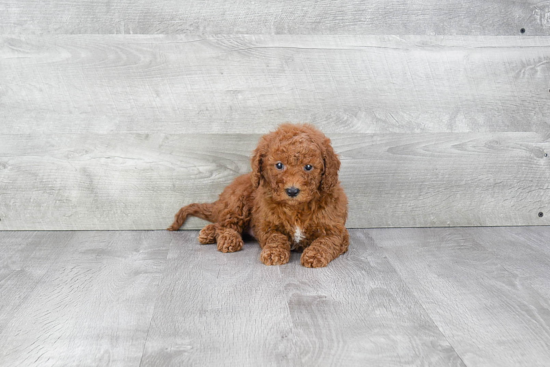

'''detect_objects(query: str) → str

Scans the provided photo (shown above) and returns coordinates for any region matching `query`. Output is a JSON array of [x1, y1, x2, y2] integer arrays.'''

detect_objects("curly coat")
[[168, 123, 349, 268]]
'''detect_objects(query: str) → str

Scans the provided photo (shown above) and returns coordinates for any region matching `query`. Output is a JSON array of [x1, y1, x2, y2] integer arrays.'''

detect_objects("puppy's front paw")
[[198, 224, 216, 244], [216, 229, 244, 253], [301, 246, 330, 268], [260, 247, 290, 266]]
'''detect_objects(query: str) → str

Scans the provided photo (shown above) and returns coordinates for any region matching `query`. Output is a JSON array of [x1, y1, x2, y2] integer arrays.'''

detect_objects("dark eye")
[[304, 164, 313, 171], [275, 162, 284, 170]]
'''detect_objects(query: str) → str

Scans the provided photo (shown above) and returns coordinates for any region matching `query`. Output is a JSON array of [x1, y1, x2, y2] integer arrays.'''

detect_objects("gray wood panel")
[[0, 231, 170, 366], [0, 132, 548, 230], [370, 227, 550, 367], [0, 232, 73, 333], [2, 35, 550, 135], [2, 0, 549, 35], [141, 230, 464, 366]]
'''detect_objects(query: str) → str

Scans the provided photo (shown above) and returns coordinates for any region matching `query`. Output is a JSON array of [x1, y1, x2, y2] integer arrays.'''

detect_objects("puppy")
[[168, 123, 349, 268]]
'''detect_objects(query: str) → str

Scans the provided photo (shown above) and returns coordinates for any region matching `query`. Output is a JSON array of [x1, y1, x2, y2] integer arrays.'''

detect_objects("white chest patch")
[[293, 227, 305, 244]]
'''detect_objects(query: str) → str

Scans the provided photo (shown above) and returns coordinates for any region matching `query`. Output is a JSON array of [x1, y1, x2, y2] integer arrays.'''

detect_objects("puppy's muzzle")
[[285, 187, 300, 198]]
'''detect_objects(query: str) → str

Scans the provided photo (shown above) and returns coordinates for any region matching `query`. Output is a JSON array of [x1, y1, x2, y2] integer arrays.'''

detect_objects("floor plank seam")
[[137, 234, 175, 367], [4, 229, 550, 365], [374, 241, 469, 367]]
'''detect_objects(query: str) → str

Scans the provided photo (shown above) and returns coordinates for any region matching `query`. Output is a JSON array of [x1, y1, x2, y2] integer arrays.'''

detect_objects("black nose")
[[285, 187, 300, 197]]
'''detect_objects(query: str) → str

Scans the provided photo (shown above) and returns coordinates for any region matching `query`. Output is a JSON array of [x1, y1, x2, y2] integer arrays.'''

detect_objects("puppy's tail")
[[167, 202, 216, 231]]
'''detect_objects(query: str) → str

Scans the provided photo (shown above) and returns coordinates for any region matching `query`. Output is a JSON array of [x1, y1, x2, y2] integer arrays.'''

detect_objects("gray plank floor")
[[1, 228, 550, 366]]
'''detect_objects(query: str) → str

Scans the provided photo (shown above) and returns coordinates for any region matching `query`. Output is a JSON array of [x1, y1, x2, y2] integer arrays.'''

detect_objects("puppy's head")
[[251, 123, 340, 205]]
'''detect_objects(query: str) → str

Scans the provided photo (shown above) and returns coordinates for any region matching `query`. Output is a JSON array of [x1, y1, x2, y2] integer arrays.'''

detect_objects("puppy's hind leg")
[[197, 214, 247, 251], [167, 203, 215, 231], [198, 224, 217, 244], [213, 197, 251, 253], [215, 227, 244, 253], [198, 224, 242, 250]]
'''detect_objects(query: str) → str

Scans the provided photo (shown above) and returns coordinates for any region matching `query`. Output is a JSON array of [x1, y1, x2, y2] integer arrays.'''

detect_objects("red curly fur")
[[168, 123, 349, 268]]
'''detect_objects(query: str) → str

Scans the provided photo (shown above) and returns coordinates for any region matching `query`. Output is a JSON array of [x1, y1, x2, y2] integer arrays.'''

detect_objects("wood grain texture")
[[141, 230, 464, 366], [370, 227, 550, 367], [0, 132, 548, 230], [278, 230, 465, 366], [472, 227, 550, 300], [0, 231, 170, 366], [2, 0, 550, 35], [0, 232, 73, 333], [140, 231, 301, 367], [2, 35, 550, 135], [3, 228, 550, 366]]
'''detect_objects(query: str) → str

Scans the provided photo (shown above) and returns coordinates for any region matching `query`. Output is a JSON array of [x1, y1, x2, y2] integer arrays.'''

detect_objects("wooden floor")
[[1, 227, 550, 366]]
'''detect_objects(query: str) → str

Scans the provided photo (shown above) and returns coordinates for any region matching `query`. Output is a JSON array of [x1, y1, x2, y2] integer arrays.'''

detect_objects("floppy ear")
[[301, 124, 341, 193], [251, 135, 269, 189], [320, 137, 341, 193]]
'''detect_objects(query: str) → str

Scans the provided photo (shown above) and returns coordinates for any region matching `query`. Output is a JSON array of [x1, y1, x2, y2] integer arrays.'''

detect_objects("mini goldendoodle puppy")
[[168, 123, 349, 268]]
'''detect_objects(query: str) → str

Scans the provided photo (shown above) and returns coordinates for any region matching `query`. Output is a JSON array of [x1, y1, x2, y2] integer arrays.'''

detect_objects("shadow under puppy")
[[168, 123, 349, 268]]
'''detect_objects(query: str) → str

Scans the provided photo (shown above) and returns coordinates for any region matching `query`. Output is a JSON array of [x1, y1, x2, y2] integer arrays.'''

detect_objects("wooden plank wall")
[[1, 2, 549, 230], [2, 1, 550, 35]]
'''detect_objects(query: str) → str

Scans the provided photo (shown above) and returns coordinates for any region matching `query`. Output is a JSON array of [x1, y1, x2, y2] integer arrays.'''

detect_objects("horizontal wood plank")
[[1, 35, 550, 135], [1, 0, 550, 35], [0, 132, 548, 230]]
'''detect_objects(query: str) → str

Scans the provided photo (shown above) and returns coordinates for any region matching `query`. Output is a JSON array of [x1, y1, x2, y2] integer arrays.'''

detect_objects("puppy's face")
[[252, 123, 341, 205], [263, 136, 324, 205]]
